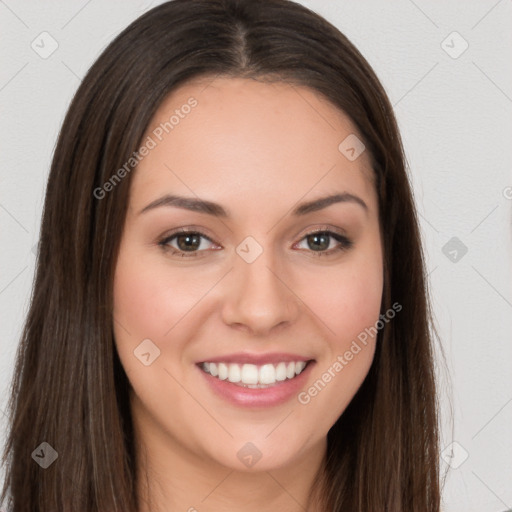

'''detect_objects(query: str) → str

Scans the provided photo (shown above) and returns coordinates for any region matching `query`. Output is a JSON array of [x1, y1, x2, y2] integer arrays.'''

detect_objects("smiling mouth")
[[197, 360, 314, 388]]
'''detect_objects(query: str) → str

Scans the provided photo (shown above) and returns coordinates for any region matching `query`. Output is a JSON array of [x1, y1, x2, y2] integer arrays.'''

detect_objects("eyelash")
[[157, 226, 353, 258]]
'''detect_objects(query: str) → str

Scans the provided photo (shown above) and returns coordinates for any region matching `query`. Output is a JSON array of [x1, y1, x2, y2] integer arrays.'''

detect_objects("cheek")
[[300, 253, 383, 348], [112, 250, 204, 343], [296, 278, 382, 430], [111, 251, 198, 414], [113, 263, 166, 340], [331, 269, 383, 342], [294, 246, 383, 418]]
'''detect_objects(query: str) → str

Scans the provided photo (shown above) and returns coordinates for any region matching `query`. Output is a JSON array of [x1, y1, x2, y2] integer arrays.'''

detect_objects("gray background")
[[0, 1, 511, 510]]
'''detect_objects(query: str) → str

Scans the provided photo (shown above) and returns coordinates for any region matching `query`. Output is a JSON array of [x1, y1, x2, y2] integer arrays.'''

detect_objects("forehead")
[[131, 77, 376, 214]]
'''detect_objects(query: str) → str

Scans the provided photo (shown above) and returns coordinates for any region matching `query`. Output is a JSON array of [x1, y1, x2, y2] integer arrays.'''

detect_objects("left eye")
[[294, 231, 351, 254]]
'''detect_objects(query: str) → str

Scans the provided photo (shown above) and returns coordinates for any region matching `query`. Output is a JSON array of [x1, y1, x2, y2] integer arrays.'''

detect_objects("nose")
[[221, 245, 300, 337]]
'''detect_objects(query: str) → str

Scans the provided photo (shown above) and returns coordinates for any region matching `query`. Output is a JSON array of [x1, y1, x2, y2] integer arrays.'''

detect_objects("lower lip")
[[196, 361, 315, 408]]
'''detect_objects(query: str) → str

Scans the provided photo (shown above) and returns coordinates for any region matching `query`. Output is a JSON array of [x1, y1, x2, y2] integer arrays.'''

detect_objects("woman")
[[0, 0, 446, 510]]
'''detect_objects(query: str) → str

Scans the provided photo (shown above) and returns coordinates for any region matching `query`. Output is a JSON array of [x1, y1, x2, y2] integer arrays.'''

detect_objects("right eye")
[[158, 229, 220, 258]]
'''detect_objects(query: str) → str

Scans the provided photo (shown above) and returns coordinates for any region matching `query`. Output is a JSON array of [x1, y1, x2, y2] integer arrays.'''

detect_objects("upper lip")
[[197, 352, 314, 365]]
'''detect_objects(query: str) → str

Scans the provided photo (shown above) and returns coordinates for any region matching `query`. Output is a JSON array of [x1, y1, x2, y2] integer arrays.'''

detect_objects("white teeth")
[[241, 364, 259, 384], [286, 362, 295, 379], [200, 360, 310, 386], [227, 364, 241, 383], [275, 362, 287, 381], [295, 361, 306, 375], [259, 364, 276, 385], [218, 363, 228, 380]]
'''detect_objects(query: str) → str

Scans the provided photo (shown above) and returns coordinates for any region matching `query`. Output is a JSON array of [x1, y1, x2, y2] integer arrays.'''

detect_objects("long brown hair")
[[1, 0, 447, 510]]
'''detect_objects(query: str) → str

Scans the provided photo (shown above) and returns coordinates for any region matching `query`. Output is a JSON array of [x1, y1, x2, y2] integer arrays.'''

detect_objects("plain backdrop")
[[0, 1, 511, 511]]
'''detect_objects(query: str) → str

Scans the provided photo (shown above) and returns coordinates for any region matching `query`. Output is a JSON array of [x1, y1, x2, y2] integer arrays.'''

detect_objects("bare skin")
[[112, 76, 383, 512]]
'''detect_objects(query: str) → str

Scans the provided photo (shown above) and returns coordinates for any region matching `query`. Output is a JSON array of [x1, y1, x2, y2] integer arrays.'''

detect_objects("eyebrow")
[[138, 192, 368, 217]]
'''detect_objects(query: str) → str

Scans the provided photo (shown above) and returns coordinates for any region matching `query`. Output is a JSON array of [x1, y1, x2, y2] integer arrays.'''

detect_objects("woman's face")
[[113, 77, 383, 472]]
